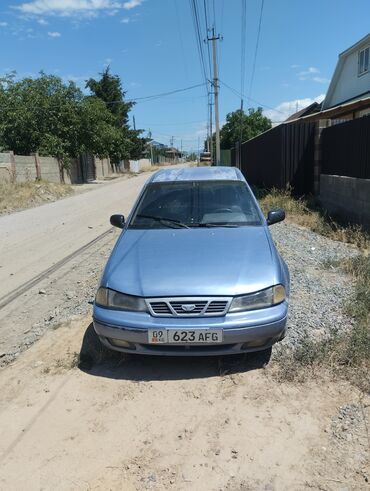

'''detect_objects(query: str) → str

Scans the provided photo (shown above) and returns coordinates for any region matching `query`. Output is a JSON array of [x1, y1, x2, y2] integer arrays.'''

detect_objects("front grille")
[[146, 297, 231, 317], [170, 301, 207, 315], [206, 301, 228, 313], [150, 302, 172, 315]]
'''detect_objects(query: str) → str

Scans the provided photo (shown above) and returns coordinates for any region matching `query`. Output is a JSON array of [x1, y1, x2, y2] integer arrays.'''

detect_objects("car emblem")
[[181, 304, 196, 312]]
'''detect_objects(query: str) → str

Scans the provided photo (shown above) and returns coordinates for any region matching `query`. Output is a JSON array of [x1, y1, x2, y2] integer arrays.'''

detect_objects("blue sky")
[[0, 0, 369, 152]]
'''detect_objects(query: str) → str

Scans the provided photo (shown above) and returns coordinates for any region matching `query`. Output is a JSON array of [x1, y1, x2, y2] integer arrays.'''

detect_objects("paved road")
[[0, 171, 161, 301]]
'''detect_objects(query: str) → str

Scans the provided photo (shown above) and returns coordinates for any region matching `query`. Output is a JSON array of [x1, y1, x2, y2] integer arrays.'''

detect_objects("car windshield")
[[129, 180, 263, 228]]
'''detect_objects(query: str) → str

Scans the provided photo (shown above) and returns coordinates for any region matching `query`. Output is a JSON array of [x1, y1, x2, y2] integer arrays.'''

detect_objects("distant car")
[[93, 166, 290, 356], [200, 151, 212, 165]]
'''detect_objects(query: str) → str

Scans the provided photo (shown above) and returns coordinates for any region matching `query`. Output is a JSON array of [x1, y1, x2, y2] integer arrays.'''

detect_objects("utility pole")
[[209, 95, 213, 164], [149, 128, 154, 165], [208, 28, 221, 166], [133, 115, 136, 130]]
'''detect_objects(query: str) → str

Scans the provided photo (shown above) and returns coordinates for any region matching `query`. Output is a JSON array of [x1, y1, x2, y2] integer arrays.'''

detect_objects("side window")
[[358, 47, 369, 76]]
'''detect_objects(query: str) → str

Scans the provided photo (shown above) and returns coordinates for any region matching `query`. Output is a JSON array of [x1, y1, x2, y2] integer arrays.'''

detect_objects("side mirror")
[[266, 209, 285, 226], [110, 214, 125, 228]]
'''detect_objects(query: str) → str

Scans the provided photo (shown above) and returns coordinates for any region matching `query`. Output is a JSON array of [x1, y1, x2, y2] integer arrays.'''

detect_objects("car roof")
[[150, 166, 246, 183]]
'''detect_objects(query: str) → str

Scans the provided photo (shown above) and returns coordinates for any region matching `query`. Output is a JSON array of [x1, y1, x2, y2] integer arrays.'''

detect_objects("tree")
[[220, 108, 272, 149], [0, 71, 145, 169], [85, 67, 146, 161], [0, 73, 83, 161], [86, 67, 133, 128]]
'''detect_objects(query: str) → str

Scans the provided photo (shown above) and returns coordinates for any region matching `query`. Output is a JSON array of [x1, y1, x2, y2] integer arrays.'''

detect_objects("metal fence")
[[233, 121, 316, 195], [321, 116, 370, 179]]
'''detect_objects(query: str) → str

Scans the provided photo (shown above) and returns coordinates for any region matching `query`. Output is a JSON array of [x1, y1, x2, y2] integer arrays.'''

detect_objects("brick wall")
[[319, 174, 370, 228]]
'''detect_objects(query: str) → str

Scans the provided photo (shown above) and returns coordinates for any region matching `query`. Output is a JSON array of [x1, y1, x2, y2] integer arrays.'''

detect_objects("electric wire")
[[219, 79, 285, 115], [247, 0, 265, 103]]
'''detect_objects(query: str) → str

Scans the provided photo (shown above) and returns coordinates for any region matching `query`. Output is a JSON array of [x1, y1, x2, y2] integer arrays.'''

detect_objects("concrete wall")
[[319, 174, 370, 228], [0, 152, 61, 183], [129, 158, 151, 173], [95, 157, 111, 179], [38, 156, 60, 183]]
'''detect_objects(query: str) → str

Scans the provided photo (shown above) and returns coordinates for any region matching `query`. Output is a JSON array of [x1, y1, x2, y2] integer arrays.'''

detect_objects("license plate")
[[148, 329, 223, 344]]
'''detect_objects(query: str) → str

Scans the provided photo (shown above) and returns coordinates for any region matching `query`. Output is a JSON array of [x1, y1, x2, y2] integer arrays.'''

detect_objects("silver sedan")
[[93, 166, 289, 356]]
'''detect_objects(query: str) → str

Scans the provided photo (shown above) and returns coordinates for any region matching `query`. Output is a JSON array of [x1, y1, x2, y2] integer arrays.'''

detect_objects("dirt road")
[[0, 170, 168, 363], [0, 317, 368, 490], [0, 173, 152, 301]]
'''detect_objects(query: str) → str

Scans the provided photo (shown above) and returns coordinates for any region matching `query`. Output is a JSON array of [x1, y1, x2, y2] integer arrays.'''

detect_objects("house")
[[293, 33, 370, 124], [322, 33, 370, 117], [284, 101, 322, 122]]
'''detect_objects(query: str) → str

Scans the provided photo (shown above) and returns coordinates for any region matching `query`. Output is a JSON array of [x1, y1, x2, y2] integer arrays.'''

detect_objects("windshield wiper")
[[195, 222, 241, 228], [136, 214, 190, 229]]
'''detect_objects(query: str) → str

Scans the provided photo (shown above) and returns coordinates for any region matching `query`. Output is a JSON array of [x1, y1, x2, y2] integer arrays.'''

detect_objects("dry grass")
[[256, 187, 370, 250], [0, 180, 73, 214], [275, 254, 370, 392]]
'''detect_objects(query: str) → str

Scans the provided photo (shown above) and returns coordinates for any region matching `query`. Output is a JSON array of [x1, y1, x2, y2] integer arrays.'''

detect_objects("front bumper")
[[93, 301, 288, 356]]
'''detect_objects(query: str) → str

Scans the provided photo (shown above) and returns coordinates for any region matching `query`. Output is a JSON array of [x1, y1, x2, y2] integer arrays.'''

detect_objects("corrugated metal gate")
[[321, 116, 370, 179], [235, 121, 316, 195]]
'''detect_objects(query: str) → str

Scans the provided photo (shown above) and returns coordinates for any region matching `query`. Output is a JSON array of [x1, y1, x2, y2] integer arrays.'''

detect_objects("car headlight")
[[229, 285, 286, 313], [95, 287, 147, 312]]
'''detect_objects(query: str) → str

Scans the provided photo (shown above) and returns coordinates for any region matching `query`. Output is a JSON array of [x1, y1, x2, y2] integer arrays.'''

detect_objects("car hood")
[[103, 227, 280, 297]]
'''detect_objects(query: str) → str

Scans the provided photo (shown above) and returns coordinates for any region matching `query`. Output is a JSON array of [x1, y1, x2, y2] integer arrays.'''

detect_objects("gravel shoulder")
[[270, 221, 359, 349]]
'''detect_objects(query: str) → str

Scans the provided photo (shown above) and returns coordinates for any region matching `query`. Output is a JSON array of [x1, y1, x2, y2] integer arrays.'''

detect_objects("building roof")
[[294, 93, 370, 123], [150, 166, 245, 183], [285, 102, 322, 122], [322, 32, 370, 110]]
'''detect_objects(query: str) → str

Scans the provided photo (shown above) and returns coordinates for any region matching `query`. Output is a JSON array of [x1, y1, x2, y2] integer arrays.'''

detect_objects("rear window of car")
[[129, 180, 263, 228]]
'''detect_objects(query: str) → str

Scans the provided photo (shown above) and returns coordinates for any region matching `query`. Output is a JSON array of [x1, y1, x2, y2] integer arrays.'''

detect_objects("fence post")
[[9, 151, 16, 183], [33, 152, 42, 180], [314, 119, 330, 195]]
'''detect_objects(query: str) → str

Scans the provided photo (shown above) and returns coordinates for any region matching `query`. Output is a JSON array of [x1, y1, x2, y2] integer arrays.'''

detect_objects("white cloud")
[[263, 94, 325, 122], [295, 66, 330, 84], [37, 18, 48, 24], [0, 21, 8, 27], [290, 64, 300, 69], [47, 30, 61, 37], [121, 17, 130, 23], [312, 76, 330, 84], [13, 0, 138, 17], [123, 0, 142, 9], [298, 66, 319, 76]]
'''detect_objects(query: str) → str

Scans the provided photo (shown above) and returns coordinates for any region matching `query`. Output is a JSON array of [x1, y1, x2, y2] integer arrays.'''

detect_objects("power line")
[[189, 0, 212, 154], [240, 0, 247, 98], [203, 0, 212, 79], [247, 0, 265, 103], [218, 79, 286, 115], [102, 82, 207, 105], [137, 119, 207, 126], [189, 0, 209, 85]]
